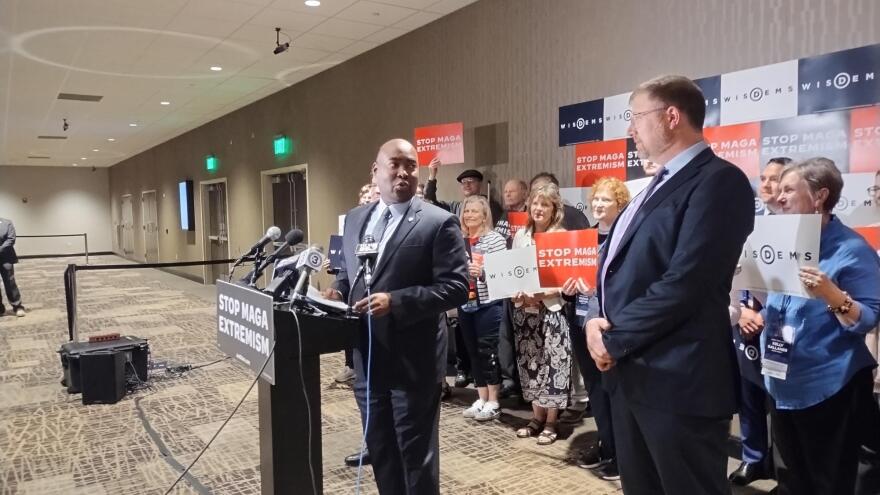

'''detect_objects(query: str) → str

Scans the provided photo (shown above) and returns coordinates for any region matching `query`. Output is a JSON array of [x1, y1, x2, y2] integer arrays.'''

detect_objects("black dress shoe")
[[344, 449, 370, 467], [454, 372, 472, 388], [728, 461, 766, 486]]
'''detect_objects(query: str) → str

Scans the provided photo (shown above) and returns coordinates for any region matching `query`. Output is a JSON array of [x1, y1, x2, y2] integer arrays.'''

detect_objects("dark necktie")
[[371, 208, 393, 243]]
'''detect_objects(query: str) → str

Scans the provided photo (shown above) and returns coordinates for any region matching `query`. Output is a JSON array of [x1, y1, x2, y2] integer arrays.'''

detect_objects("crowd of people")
[[327, 75, 880, 495]]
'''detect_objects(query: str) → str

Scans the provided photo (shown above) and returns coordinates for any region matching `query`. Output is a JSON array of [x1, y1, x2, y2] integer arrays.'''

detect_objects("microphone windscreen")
[[284, 228, 304, 246]]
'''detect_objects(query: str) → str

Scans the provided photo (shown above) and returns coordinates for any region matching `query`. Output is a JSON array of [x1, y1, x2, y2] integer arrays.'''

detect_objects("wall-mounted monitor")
[[178, 180, 195, 231]]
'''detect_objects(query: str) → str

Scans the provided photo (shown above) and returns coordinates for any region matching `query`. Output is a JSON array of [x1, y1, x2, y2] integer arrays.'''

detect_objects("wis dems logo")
[[798, 43, 880, 114], [559, 99, 604, 146], [744, 245, 814, 265], [487, 265, 535, 280]]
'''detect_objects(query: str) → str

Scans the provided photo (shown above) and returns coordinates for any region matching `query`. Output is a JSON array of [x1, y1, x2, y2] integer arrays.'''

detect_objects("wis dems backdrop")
[[559, 43, 880, 220]]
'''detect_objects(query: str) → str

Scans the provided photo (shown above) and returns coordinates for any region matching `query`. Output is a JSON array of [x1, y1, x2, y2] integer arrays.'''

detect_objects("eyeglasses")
[[869, 186, 880, 194], [460, 178, 480, 186], [630, 107, 667, 122]]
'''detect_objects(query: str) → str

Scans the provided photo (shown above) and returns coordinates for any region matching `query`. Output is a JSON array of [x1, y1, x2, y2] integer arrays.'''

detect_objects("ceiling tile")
[[249, 8, 328, 31], [291, 32, 355, 52], [177, 0, 266, 23], [336, 1, 418, 26], [364, 26, 408, 44], [337, 39, 380, 56], [424, 0, 476, 15], [310, 18, 383, 40], [371, 0, 437, 8], [268, 0, 358, 16], [393, 10, 442, 30], [165, 17, 243, 39]]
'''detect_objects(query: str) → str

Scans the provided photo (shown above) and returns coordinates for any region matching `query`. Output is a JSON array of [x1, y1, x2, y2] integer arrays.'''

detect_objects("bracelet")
[[827, 291, 854, 315]]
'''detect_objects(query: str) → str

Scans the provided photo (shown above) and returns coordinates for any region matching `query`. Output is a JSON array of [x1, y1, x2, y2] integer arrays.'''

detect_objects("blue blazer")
[[598, 148, 755, 418], [334, 197, 469, 389]]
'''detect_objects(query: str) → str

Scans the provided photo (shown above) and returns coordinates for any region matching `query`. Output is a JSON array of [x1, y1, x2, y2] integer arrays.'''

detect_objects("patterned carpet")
[[0, 255, 773, 494]]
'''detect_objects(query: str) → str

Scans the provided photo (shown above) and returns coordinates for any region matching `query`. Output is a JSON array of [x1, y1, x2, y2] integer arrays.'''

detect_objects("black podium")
[[258, 306, 359, 495]]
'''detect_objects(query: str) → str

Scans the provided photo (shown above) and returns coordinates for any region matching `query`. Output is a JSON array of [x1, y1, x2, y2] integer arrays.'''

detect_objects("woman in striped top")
[[458, 195, 509, 422]]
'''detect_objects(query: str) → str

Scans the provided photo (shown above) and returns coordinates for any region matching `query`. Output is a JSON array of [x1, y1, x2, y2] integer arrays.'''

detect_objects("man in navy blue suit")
[[325, 138, 468, 494], [588, 75, 755, 494]]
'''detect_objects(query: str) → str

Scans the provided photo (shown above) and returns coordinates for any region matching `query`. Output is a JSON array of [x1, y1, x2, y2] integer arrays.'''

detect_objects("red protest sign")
[[855, 226, 880, 252], [508, 211, 528, 237], [574, 139, 627, 186], [533, 229, 599, 288], [414, 122, 464, 165]]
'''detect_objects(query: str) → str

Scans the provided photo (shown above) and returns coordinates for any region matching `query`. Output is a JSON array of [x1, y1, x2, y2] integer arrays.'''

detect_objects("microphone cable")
[[355, 283, 375, 495]]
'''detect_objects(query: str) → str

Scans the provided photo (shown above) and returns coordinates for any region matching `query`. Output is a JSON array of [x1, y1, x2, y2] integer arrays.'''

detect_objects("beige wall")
[[0, 165, 111, 255], [108, 0, 880, 282]]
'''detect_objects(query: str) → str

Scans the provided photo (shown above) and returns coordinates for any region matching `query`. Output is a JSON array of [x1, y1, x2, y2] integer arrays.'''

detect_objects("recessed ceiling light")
[[107, 138, 115, 142], [72, 163, 78, 167], [129, 123, 138, 127], [92, 148, 99, 152], [210, 66, 223, 71], [80, 157, 87, 160], [160, 101, 170, 105], [304, 0, 321, 6]]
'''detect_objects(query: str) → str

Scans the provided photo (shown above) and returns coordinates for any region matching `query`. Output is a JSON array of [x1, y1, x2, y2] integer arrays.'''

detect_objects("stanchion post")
[[83, 233, 89, 265]]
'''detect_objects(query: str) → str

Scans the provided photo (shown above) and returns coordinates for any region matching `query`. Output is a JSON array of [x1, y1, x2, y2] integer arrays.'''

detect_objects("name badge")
[[761, 324, 796, 380]]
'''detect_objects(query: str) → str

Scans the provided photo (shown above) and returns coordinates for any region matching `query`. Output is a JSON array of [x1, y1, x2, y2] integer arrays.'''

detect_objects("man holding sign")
[[588, 75, 754, 494]]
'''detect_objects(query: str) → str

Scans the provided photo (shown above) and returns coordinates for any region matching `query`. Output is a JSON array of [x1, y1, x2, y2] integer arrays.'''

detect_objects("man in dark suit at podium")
[[587, 75, 754, 494], [324, 138, 469, 494]]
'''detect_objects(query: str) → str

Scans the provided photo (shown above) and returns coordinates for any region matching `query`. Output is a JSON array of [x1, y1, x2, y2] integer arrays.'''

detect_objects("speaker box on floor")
[[80, 350, 125, 405]]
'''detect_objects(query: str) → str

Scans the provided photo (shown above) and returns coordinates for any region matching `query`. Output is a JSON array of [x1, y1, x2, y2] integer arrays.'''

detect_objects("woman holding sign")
[[510, 184, 573, 445], [761, 157, 880, 495], [569, 177, 630, 479], [458, 196, 508, 422]]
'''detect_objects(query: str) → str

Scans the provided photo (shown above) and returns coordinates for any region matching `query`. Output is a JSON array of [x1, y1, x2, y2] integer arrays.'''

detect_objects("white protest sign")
[[732, 214, 821, 297], [560, 187, 595, 225], [483, 245, 541, 301], [836, 173, 879, 228], [625, 177, 652, 198]]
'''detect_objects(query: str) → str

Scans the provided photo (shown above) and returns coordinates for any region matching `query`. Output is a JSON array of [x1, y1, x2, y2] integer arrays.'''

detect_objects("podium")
[[258, 306, 359, 495]]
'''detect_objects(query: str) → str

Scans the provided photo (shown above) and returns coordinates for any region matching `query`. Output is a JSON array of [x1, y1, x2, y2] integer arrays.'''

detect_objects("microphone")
[[250, 228, 304, 285], [292, 246, 325, 297], [247, 226, 282, 256], [355, 234, 379, 279]]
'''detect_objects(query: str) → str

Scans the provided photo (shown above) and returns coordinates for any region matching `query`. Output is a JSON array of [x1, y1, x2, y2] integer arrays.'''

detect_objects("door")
[[271, 171, 308, 244], [121, 194, 134, 258], [141, 191, 159, 263], [202, 181, 230, 283]]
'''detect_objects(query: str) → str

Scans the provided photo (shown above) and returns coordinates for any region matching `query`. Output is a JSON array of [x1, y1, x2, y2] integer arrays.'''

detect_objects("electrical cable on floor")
[[163, 344, 277, 495]]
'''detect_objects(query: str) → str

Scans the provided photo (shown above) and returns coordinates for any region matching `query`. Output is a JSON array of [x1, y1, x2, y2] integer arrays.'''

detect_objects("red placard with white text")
[[850, 107, 880, 174], [855, 226, 880, 252], [574, 139, 627, 186], [507, 211, 528, 237], [533, 229, 599, 287], [414, 122, 464, 165], [703, 122, 761, 179]]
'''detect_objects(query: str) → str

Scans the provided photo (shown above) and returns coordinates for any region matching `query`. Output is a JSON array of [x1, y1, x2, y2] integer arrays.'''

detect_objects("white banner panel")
[[733, 214, 821, 297], [721, 60, 798, 125], [603, 92, 633, 140]]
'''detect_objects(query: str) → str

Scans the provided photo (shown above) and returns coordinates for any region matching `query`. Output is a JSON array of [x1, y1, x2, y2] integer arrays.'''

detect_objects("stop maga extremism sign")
[[217, 280, 276, 384], [414, 122, 464, 165]]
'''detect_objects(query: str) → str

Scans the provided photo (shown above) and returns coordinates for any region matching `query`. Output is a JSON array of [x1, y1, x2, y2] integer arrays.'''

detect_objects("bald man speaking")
[[324, 139, 468, 494]]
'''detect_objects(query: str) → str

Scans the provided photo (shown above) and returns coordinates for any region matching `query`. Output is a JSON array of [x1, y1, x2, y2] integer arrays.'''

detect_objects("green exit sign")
[[205, 154, 217, 171], [273, 135, 291, 156]]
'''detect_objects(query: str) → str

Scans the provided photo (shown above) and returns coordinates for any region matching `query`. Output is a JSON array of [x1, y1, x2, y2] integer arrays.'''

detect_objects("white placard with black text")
[[483, 246, 541, 301], [732, 214, 821, 297]]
